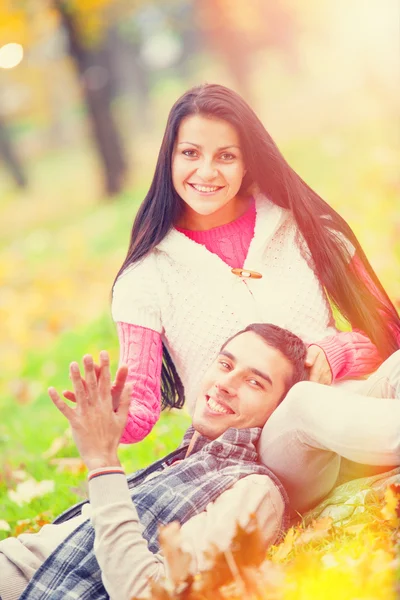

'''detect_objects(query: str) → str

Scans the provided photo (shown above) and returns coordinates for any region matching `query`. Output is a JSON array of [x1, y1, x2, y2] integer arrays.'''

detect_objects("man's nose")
[[215, 374, 238, 396]]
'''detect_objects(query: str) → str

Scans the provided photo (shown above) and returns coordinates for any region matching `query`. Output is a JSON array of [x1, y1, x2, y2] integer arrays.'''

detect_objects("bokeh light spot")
[[0, 43, 24, 69]]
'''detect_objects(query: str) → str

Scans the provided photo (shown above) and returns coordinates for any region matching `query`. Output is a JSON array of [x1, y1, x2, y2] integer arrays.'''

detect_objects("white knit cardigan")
[[112, 194, 340, 412]]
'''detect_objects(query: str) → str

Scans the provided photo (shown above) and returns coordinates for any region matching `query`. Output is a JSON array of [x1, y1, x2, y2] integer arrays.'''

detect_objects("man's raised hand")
[[48, 351, 132, 471]]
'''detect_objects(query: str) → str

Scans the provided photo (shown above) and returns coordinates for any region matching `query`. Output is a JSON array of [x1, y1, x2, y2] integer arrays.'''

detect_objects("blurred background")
[[0, 0, 399, 504]]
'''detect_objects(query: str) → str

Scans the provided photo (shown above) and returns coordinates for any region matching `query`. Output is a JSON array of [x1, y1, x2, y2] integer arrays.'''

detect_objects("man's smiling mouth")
[[206, 395, 234, 415]]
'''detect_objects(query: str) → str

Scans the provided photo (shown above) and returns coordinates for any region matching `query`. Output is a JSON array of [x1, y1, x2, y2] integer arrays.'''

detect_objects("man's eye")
[[218, 361, 230, 369], [248, 379, 261, 388]]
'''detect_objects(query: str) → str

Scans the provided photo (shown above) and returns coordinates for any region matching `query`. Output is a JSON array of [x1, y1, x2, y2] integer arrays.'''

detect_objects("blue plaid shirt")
[[20, 426, 289, 599]]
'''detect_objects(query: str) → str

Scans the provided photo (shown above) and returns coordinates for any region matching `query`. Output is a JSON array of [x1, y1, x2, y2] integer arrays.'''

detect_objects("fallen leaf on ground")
[[295, 517, 333, 546], [50, 457, 86, 475], [42, 429, 72, 459], [0, 520, 11, 532], [8, 479, 55, 506], [14, 511, 53, 536], [158, 521, 192, 587], [381, 484, 400, 525], [271, 527, 297, 562]]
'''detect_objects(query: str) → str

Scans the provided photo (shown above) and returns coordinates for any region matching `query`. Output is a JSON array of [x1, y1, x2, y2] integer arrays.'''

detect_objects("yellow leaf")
[[271, 527, 297, 562], [295, 517, 333, 546], [381, 485, 400, 525]]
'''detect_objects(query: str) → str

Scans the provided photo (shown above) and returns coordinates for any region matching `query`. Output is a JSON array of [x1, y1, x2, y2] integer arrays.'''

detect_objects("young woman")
[[107, 83, 400, 443]]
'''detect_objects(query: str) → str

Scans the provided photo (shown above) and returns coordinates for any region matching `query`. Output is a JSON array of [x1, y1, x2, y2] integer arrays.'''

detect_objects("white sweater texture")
[[112, 194, 340, 412]]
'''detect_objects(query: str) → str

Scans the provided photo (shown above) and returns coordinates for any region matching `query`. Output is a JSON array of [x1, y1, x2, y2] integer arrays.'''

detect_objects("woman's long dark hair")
[[115, 84, 400, 409]]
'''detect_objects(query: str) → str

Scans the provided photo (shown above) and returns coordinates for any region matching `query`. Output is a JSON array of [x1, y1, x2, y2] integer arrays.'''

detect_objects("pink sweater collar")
[[175, 199, 256, 242]]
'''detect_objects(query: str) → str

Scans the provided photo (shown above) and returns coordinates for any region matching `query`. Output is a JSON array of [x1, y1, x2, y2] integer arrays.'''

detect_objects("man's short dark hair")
[[221, 323, 309, 402]]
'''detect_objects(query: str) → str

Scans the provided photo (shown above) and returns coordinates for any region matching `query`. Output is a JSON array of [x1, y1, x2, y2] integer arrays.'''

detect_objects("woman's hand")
[[305, 345, 332, 385], [48, 351, 132, 471]]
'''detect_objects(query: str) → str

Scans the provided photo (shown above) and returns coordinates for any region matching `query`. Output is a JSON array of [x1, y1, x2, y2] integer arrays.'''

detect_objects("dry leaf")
[[344, 523, 367, 535], [8, 478, 55, 506], [50, 457, 86, 475], [158, 521, 192, 587], [14, 512, 53, 536], [0, 520, 11, 532], [271, 527, 297, 562], [381, 484, 400, 525], [42, 429, 72, 459], [295, 517, 333, 546]]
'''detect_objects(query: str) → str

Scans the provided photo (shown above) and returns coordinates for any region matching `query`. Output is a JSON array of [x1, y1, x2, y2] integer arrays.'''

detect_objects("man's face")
[[192, 331, 294, 440]]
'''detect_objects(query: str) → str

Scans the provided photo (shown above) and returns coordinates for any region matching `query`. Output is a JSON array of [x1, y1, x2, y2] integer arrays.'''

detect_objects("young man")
[[0, 323, 308, 600]]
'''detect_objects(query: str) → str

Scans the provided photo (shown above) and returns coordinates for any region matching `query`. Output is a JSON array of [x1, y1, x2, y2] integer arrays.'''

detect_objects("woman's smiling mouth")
[[188, 183, 225, 194]]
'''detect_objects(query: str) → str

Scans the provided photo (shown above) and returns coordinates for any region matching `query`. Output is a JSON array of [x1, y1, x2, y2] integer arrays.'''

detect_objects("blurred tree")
[[0, 0, 128, 197], [54, 0, 127, 196], [0, 114, 27, 188], [196, 0, 300, 100]]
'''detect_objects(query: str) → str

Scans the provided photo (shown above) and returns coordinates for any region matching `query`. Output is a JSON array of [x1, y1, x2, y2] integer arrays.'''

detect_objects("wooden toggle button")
[[231, 268, 263, 279]]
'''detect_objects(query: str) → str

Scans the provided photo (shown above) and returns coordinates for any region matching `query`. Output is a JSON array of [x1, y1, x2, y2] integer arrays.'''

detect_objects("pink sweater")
[[118, 201, 390, 443]]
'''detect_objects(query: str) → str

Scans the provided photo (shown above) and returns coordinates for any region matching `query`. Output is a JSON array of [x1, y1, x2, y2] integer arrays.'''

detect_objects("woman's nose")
[[196, 160, 218, 181]]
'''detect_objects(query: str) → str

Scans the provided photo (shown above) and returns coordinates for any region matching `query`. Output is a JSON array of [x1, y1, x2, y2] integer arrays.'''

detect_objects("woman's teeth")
[[207, 396, 231, 414], [191, 184, 220, 193]]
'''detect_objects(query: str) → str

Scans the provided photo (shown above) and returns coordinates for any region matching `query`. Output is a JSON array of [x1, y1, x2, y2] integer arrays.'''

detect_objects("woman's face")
[[172, 114, 247, 229]]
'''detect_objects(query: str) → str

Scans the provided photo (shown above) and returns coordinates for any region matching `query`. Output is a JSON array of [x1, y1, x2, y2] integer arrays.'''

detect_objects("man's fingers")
[[69, 361, 88, 408], [98, 350, 112, 402], [62, 390, 76, 402], [48, 387, 74, 421], [83, 355, 98, 404], [116, 383, 132, 422]]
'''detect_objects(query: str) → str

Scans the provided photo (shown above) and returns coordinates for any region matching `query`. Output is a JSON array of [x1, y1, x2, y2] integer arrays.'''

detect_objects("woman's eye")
[[182, 149, 197, 158], [221, 153, 235, 160]]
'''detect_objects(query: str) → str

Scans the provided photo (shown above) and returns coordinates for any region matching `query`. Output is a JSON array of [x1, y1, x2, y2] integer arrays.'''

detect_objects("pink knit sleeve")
[[117, 322, 163, 444], [314, 254, 400, 381], [314, 330, 383, 381]]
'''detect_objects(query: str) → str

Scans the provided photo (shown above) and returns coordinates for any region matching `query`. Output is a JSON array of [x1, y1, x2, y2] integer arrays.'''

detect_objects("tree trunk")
[[0, 115, 27, 189], [55, 1, 127, 197]]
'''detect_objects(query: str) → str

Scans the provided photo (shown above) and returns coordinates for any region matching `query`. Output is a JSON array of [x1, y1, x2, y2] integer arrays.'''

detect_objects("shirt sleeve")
[[88, 472, 284, 600], [117, 322, 163, 444], [88, 472, 165, 600]]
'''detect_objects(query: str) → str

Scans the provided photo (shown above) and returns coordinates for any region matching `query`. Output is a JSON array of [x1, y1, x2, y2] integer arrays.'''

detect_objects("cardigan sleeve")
[[112, 259, 164, 444], [112, 259, 162, 333], [88, 471, 284, 600], [117, 322, 163, 444], [313, 330, 383, 381]]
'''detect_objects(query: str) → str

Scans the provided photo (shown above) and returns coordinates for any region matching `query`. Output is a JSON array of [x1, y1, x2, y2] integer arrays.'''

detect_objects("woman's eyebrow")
[[177, 142, 241, 150]]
